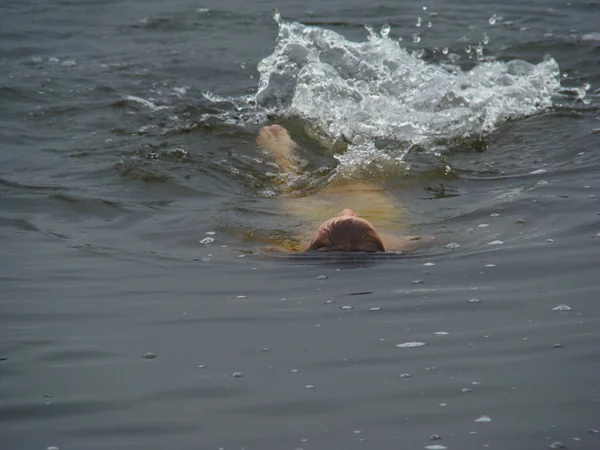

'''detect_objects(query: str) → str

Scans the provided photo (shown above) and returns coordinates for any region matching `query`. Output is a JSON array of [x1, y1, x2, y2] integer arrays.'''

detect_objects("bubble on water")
[[400, 373, 411, 378], [478, 223, 490, 228], [475, 415, 491, 422], [236, 295, 247, 299], [380, 23, 391, 38], [425, 446, 447, 450], [197, 364, 206, 369], [546, 239, 555, 243], [231, 372, 243, 378], [369, 307, 382, 312], [429, 435, 442, 441], [434, 332, 449, 335], [552, 343, 563, 348], [461, 388, 472, 393], [353, 430, 362, 434], [468, 298, 481, 303], [290, 368, 299, 373], [485, 264, 496, 268], [490, 213, 500, 217], [316, 275, 328, 280], [396, 342, 426, 348], [552, 304, 572, 311], [199, 237, 214, 244], [423, 262, 435, 266], [47, 447, 60, 450], [340, 305, 354, 310], [261, 348, 271, 352], [515, 219, 526, 224], [413, 279, 424, 284], [445, 242, 460, 250], [325, 299, 336, 304], [413, 48, 425, 59], [549, 442, 565, 449], [488, 240, 504, 245], [143, 352, 157, 360], [305, 384, 314, 388]]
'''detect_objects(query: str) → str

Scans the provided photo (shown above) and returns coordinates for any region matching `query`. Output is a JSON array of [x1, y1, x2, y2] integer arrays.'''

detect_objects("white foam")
[[255, 18, 561, 159]]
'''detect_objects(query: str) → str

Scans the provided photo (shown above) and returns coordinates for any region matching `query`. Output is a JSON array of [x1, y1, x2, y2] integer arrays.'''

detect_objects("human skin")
[[255, 125, 431, 252]]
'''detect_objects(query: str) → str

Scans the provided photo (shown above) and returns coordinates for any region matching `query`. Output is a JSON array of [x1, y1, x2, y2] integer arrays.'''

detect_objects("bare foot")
[[256, 125, 296, 174]]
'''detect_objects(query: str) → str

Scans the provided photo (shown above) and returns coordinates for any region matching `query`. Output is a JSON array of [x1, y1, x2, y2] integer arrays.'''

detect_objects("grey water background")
[[1, 0, 600, 449]]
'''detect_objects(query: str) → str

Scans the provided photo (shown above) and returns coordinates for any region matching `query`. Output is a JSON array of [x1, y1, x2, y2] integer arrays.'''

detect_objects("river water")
[[1, 0, 600, 449]]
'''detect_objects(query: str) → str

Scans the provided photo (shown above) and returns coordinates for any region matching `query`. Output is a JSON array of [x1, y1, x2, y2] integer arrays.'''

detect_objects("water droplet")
[[273, 8, 281, 23], [143, 352, 157, 360], [445, 242, 460, 250], [425, 446, 447, 450], [316, 275, 328, 280], [353, 430, 362, 434], [490, 213, 500, 217], [546, 239, 554, 243], [413, 279, 424, 284], [325, 300, 336, 304], [429, 435, 442, 441], [468, 298, 481, 303], [236, 295, 247, 299], [423, 262, 435, 266], [489, 14, 497, 25], [549, 442, 565, 449], [305, 384, 314, 388], [478, 223, 490, 228], [290, 369, 299, 373], [197, 364, 206, 369], [461, 388, 472, 393], [380, 23, 391, 38], [482, 33, 490, 45], [396, 342, 426, 348], [47, 447, 60, 450], [434, 332, 449, 335], [369, 307, 381, 312], [488, 240, 504, 245], [416, 17, 422, 27], [589, 429, 600, 434], [205, 231, 216, 235], [442, 47, 449, 54], [199, 237, 214, 244], [413, 33, 421, 43], [552, 343, 563, 348], [485, 264, 496, 267], [261, 348, 271, 352], [515, 219, 526, 224], [475, 415, 491, 422], [552, 305, 572, 311], [231, 371, 243, 378], [240, 62, 246, 69], [400, 373, 411, 378], [340, 305, 354, 310]]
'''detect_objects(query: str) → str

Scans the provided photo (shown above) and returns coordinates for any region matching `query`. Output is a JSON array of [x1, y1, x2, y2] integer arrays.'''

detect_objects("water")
[[1, 0, 600, 449]]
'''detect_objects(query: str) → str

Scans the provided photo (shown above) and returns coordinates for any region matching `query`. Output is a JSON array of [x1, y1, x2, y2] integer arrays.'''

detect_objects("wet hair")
[[307, 217, 385, 252]]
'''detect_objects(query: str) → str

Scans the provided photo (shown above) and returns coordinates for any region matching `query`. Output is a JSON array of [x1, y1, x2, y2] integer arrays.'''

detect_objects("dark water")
[[1, 0, 600, 449]]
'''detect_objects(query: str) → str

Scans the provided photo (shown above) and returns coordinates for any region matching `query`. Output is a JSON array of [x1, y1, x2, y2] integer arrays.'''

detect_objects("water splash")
[[254, 18, 561, 158]]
